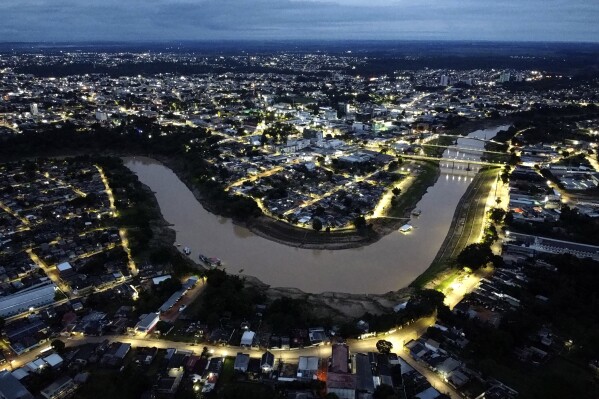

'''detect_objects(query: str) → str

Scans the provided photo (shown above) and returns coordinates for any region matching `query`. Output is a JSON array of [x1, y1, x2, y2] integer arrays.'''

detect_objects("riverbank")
[[411, 167, 500, 288], [242, 274, 414, 320], [101, 157, 203, 276], [445, 117, 514, 136], [159, 155, 440, 250], [373, 161, 440, 235]]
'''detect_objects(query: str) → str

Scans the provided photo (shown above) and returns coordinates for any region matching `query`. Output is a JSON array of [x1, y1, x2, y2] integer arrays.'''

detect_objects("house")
[[415, 386, 441, 399], [297, 356, 319, 379], [0, 370, 34, 399], [240, 330, 255, 347], [233, 353, 250, 373], [102, 342, 130, 367], [261, 351, 275, 373], [72, 344, 97, 366], [354, 353, 375, 394], [308, 328, 328, 345], [56, 262, 75, 279], [25, 359, 47, 373], [326, 373, 356, 399], [331, 344, 350, 373], [42, 353, 64, 369], [40, 376, 76, 399]]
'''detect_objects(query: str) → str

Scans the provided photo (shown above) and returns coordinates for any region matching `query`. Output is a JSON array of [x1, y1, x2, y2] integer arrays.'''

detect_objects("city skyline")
[[1, 0, 598, 43]]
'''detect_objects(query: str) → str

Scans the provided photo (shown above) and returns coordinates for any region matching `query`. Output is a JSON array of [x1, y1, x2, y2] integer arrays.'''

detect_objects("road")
[[8, 314, 461, 398], [159, 280, 206, 323], [400, 153, 504, 167]]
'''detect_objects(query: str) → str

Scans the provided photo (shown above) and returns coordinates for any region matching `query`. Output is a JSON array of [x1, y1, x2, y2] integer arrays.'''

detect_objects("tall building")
[[439, 75, 449, 86], [30, 103, 38, 116], [95, 110, 108, 121], [499, 72, 511, 83]]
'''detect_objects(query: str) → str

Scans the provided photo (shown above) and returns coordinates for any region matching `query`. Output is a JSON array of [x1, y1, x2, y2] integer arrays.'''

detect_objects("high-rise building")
[[95, 110, 108, 121], [439, 75, 449, 86], [499, 72, 511, 83], [30, 103, 39, 116]]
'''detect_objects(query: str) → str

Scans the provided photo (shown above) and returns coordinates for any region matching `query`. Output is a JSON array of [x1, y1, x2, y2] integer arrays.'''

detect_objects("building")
[[327, 373, 356, 399], [135, 313, 160, 334], [0, 282, 57, 317], [0, 370, 34, 399], [95, 110, 108, 121], [40, 377, 76, 399], [42, 354, 64, 369], [297, 356, 319, 379], [233, 353, 250, 373], [354, 353, 375, 394], [56, 262, 74, 279], [439, 75, 449, 87], [260, 351, 275, 373], [240, 331, 255, 347], [331, 344, 350, 373], [504, 232, 599, 260], [499, 72, 511, 83]]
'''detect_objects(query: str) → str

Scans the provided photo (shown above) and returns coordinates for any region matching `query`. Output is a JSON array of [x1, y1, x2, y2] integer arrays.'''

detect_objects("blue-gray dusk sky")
[[1, 0, 598, 43]]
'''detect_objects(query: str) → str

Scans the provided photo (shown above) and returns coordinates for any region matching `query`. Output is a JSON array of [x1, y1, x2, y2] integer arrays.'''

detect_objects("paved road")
[[9, 314, 461, 399]]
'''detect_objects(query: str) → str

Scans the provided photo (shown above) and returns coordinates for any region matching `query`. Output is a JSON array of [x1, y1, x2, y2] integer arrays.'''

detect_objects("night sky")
[[1, 0, 598, 42]]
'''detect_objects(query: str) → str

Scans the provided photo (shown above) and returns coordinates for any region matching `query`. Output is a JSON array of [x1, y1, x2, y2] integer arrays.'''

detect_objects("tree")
[[392, 187, 401, 196], [376, 340, 393, 354], [457, 243, 493, 270], [51, 339, 66, 354], [373, 384, 397, 399], [353, 216, 367, 230], [489, 208, 506, 224], [312, 218, 323, 231]]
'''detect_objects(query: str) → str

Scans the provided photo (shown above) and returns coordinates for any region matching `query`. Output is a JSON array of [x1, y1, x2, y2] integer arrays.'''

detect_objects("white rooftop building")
[[0, 282, 57, 317], [240, 331, 255, 347]]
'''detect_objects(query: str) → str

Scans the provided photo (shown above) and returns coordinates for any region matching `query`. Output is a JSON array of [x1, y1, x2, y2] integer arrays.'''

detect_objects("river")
[[124, 125, 508, 294]]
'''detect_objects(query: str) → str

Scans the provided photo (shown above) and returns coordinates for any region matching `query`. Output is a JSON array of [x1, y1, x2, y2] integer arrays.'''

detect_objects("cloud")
[[0, 0, 597, 42]]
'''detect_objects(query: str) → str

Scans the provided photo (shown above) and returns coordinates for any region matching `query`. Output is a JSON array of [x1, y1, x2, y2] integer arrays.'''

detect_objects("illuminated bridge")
[[436, 133, 504, 145], [419, 143, 508, 155], [400, 154, 506, 166]]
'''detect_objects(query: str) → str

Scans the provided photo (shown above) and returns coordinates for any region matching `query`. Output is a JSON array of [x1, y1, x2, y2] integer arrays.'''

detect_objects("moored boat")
[[399, 224, 413, 233]]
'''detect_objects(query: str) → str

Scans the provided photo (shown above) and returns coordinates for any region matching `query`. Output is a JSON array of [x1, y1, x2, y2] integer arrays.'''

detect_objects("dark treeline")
[[13, 55, 599, 78], [14, 61, 336, 78]]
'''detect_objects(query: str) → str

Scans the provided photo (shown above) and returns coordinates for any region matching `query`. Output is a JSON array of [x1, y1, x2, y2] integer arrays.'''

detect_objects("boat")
[[207, 257, 222, 267], [183, 247, 191, 256], [399, 224, 413, 233], [199, 254, 222, 267], [411, 209, 422, 217]]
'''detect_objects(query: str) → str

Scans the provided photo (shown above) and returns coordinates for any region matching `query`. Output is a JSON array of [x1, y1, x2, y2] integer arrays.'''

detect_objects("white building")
[[0, 282, 57, 317], [240, 331, 255, 347], [135, 313, 160, 334], [95, 110, 108, 121]]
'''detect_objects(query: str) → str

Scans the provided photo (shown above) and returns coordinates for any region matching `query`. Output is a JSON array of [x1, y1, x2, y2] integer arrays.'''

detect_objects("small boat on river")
[[199, 254, 222, 267], [399, 224, 413, 233]]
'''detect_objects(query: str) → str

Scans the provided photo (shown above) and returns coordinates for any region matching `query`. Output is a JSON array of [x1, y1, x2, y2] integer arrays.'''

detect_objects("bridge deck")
[[400, 154, 505, 166]]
